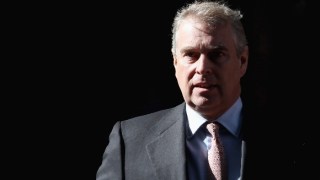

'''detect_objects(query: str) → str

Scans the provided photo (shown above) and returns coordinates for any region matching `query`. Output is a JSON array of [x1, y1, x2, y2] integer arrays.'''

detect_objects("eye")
[[208, 50, 226, 63], [186, 51, 196, 57], [208, 51, 223, 59], [184, 51, 199, 61]]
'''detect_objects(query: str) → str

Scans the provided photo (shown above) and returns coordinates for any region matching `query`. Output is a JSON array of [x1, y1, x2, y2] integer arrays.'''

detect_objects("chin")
[[193, 97, 218, 108]]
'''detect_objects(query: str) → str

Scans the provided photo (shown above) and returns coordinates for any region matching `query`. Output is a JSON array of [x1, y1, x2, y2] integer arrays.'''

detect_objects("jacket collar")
[[146, 103, 187, 180]]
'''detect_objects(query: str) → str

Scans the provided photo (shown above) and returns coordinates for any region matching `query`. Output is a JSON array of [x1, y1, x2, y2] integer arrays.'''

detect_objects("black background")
[[6, 0, 318, 179]]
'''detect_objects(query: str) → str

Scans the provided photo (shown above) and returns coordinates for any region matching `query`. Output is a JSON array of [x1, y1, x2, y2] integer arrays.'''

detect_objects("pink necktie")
[[206, 122, 227, 180]]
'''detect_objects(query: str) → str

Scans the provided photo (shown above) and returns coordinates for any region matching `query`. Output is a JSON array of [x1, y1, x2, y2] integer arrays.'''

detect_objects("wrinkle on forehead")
[[181, 16, 226, 35], [177, 18, 228, 52]]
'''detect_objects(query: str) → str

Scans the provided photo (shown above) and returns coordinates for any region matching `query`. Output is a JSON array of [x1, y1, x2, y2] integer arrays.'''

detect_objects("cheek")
[[176, 66, 191, 87], [175, 68, 185, 84], [226, 63, 241, 79]]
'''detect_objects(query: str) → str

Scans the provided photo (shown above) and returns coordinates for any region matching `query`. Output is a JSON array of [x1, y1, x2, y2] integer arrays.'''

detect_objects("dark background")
[[6, 0, 317, 179]]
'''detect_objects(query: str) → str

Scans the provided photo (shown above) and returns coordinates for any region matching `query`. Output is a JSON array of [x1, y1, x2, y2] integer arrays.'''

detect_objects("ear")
[[172, 49, 178, 67], [239, 46, 249, 77]]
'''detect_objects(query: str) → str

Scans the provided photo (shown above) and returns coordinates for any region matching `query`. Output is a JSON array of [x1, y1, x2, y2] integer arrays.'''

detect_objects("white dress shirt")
[[186, 97, 243, 180]]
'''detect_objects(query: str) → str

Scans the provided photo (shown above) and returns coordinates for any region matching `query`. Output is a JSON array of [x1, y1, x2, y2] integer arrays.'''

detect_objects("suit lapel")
[[146, 103, 187, 180], [239, 140, 246, 179]]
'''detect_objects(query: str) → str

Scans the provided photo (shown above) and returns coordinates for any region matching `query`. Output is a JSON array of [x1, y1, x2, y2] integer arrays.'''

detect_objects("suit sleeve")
[[96, 121, 124, 180]]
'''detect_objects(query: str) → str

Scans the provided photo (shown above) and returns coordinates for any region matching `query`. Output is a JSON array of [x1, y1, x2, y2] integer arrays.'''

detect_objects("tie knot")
[[206, 122, 219, 135]]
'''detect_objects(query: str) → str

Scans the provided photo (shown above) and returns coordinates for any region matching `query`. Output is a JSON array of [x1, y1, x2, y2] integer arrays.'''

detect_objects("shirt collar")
[[186, 97, 243, 138]]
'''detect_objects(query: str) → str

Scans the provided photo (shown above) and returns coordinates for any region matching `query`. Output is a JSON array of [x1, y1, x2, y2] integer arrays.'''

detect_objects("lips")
[[194, 82, 214, 88]]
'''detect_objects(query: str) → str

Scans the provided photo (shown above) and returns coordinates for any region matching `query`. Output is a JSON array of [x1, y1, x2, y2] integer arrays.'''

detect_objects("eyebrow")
[[180, 44, 228, 54], [210, 45, 228, 52], [179, 46, 194, 54]]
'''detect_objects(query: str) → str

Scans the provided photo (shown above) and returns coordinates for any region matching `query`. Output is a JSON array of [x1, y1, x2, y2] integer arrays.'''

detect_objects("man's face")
[[173, 17, 248, 119]]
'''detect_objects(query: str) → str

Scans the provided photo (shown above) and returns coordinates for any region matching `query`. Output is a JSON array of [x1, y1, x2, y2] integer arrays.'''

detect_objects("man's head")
[[171, 1, 249, 120]]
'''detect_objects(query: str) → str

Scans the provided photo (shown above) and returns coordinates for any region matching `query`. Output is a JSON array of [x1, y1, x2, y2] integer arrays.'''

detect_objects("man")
[[97, 1, 268, 179]]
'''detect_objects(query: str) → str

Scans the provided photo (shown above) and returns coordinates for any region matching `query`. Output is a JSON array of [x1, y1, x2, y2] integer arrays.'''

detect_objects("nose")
[[196, 55, 213, 75]]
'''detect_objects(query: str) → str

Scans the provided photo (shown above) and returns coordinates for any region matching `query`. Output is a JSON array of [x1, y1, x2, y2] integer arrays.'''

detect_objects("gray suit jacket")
[[96, 102, 265, 180]]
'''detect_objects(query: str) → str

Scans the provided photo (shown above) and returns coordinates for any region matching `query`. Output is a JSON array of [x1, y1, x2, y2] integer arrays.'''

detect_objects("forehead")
[[178, 17, 211, 34], [176, 17, 234, 48]]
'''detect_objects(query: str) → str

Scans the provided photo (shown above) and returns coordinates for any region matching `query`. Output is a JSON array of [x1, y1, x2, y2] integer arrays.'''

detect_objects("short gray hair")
[[171, 1, 248, 56]]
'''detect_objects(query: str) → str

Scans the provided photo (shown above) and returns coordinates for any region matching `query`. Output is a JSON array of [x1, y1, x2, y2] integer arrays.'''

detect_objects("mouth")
[[194, 82, 215, 89], [197, 84, 212, 88]]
